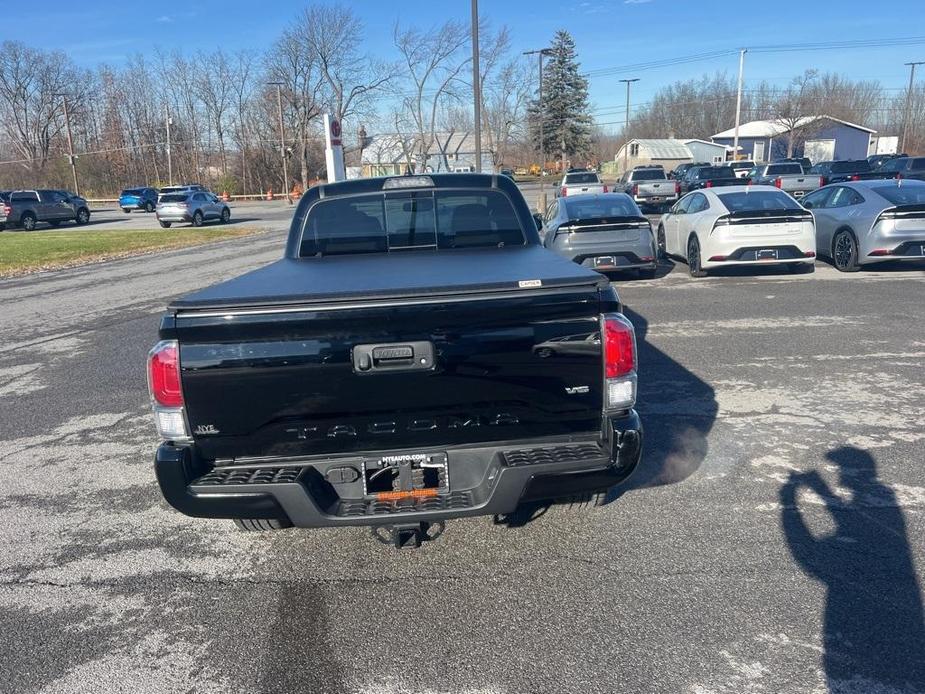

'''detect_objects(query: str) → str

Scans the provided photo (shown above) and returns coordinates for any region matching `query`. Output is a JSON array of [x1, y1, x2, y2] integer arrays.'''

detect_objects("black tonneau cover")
[[170, 245, 605, 311]]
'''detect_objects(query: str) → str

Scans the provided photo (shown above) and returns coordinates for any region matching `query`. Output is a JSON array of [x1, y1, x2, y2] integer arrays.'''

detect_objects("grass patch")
[[0, 227, 265, 277]]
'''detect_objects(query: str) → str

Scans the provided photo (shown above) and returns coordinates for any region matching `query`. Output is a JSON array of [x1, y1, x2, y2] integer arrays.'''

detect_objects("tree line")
[[0, 5, 533, 196]]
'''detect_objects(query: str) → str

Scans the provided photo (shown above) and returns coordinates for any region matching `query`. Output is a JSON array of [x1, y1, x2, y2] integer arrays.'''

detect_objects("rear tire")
[[144, 201, 155, 213], [687, 236, 707, 277], [21, 213, 36, 231], [158, 221, 171, 228], [76, 208, 90, 225], [123, 208, 132, 214], [233, 518, 292, 532], [657, 225, 667, 259], [220, 207, 230, 223], [832, 230, 860, 272], [192, 210, 203, 227]]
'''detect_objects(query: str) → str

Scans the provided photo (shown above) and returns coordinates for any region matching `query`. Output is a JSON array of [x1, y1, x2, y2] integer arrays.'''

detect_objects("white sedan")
[[656, 185, 817, 277]]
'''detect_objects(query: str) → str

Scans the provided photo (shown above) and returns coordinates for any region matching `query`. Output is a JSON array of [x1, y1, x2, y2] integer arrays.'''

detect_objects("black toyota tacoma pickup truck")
[[148, 173, 642, 546]]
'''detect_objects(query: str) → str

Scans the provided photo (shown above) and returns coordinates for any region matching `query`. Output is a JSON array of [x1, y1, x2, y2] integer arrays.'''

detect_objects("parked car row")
[[534, 179, 925, 281]]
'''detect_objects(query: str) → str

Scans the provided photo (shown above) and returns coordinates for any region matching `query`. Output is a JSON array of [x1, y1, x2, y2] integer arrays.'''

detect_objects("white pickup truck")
[[557, 171, 607, 197], [617, 167, 679, 211], [744, 163, 823, 199]]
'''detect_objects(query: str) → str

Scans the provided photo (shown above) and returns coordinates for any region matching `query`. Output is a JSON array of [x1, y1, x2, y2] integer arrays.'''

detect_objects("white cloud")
[[624, 0, 654, 4], [156, 15, 173, 23]]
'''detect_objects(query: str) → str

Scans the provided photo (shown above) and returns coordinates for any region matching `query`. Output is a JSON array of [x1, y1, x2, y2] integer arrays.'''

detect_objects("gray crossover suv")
[[156, 191, 230, 228], [541, 193, 657, 278]]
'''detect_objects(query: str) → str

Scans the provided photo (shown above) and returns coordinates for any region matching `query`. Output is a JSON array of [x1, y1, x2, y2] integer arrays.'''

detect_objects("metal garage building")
[[711, 116, 876, 164], [611, 139, 693, 174]]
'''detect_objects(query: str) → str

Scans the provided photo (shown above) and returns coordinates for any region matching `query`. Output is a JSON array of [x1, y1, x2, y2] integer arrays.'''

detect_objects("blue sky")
[[9, 0, 925, 126]]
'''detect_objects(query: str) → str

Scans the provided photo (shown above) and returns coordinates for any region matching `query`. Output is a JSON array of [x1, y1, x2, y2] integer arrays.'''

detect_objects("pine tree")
[[527, 30, 592, 169]]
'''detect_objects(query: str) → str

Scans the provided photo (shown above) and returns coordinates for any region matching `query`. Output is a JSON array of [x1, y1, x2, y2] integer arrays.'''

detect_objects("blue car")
[[119, 187, 158, 213]]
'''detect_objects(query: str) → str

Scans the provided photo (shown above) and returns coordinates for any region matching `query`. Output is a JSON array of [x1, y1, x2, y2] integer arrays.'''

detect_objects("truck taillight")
[[774, 177, 783, 188], [675, 181, 681, 195], [705, 180, 713, 188], [602, 184, 609, 193], [560, 186, 567, 197], [2, 203, 10, 216], [147, 340, 190, 440], [850, 174, 860, 181], [819, 176, 828, 186], [603, 314, 637, 411], [631, 184, 639, 196]]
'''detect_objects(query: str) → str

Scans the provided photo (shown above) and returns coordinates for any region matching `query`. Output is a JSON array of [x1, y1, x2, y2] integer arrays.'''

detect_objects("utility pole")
[[56, 94, 79, 196], [901, 61, 924, 154], [471, 0, 482, 173], [268, 81, 290, 203], [619, 78, 639, 173], [733, 49, 747, 162], [523, 47, 553, 199], [165, 103, 173, 185]]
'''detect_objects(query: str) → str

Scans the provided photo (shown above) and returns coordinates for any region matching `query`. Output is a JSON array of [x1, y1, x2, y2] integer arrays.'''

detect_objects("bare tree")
[[393, 20, 470, 171], [297, 3, 393, 137], [773, 69, 819, 157], [0, 41, 75, 172], [198, 50, 234, 176], [478, 24, 531, 169], [265, 25, 325, 189]]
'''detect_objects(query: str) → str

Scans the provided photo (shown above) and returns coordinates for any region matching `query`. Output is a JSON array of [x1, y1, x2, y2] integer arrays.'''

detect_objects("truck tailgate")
[[167, 248, 612, 460]]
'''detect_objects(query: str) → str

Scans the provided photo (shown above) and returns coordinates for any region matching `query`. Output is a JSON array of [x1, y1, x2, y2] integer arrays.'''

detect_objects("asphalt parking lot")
[[1, 196, 924, 693]]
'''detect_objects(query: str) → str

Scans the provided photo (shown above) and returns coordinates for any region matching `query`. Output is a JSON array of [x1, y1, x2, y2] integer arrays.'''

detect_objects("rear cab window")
[[630, 169, 666, 181], [767, 164, 803, 175], [700, 167, 735, 179], [830, 161, 870, 173], [564, 173, 600, 185], [300, 190, 526, 256]]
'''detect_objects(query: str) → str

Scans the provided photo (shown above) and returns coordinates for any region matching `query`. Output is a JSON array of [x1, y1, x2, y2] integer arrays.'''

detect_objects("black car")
[[678, 165, 748, 193], [867, 153, 907, 170], [873, 155, 925, 181], [808, 159, 878, 185], [147, 173, 643, 547], [669, 162, 709, 180]]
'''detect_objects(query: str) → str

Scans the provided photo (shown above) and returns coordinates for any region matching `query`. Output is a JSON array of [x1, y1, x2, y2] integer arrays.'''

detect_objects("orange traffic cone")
[[222, 191, 230, 202], [266, 189, 273, 201]]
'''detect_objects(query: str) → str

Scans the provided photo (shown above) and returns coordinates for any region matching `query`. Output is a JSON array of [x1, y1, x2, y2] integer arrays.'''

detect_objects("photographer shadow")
[[779, 446, 925, 690]]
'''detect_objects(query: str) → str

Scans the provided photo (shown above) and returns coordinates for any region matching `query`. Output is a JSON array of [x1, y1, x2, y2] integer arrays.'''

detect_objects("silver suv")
[[156, 191, 230, 228]]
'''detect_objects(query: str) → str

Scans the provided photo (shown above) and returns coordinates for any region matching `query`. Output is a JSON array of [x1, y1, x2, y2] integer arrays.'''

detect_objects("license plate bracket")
[[757, 249, 779, 261], [362, 452, 448, 497]]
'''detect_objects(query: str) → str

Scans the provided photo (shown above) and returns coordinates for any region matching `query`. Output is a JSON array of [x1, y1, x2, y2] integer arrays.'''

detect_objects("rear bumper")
[[157, 213, 193, 222], [860, 236, 925, 264], [634, 195, 677, 206], [154, 411, 642, 528]]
